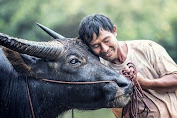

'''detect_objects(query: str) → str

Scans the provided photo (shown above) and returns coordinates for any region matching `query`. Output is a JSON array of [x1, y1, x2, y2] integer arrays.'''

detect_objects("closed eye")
[[103, 37, 110, 43], [91, 44, 100, 49]]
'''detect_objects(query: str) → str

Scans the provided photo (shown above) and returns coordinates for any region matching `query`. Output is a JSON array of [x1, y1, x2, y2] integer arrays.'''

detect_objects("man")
[[78, 14, 177, 118]]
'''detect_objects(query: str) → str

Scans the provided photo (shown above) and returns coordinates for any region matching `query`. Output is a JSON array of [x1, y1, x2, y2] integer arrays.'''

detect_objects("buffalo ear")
[[2, 47, 35, 76]]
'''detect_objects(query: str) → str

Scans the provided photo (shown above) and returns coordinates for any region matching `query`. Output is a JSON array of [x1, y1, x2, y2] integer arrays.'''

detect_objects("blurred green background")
[[0, 0, 177, 118]]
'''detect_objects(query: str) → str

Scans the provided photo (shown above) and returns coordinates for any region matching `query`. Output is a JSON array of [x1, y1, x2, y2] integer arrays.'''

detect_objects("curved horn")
[[36, 23, 65, 39], [0, 33, 64, 60]]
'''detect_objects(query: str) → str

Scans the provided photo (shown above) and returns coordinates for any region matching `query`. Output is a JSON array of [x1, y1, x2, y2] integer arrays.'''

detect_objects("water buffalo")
[[0, 24, 133, 118]]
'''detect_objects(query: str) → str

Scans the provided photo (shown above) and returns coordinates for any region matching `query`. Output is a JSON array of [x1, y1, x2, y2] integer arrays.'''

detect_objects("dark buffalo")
[[0, 25, 133, 118]]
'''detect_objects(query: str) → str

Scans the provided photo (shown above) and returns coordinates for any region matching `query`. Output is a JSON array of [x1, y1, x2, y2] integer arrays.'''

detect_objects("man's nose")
[[101, 43, 109, 53]]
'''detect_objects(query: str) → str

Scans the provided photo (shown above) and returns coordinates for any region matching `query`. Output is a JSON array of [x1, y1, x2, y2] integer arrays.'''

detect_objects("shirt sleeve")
[[146, 41, 177, 77]]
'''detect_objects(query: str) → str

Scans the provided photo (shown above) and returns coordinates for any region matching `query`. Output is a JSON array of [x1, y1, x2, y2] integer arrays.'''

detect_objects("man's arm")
[[137, 73, 177, 92]]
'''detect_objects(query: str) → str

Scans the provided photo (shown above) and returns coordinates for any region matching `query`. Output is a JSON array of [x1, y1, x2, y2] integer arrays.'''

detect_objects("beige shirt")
[[100, 40, 177, 118]]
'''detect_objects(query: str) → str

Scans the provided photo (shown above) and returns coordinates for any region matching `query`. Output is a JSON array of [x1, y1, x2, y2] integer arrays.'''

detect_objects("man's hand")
[[120, 63, 136, 81], [136, 72, 150, 89]]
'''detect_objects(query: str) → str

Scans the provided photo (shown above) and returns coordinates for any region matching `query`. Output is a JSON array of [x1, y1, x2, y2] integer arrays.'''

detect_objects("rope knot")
[[120, 62, 150, 118]]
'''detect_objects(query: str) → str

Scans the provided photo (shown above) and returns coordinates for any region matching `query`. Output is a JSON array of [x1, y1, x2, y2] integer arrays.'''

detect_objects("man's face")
[[87, 26, 118, 62]]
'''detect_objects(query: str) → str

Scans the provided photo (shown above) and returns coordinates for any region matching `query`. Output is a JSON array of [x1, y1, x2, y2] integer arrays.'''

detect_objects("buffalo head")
[[0, 24, 133, 118]]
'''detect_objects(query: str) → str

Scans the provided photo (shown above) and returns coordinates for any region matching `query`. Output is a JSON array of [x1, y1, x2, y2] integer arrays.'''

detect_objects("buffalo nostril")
[[115, 74, 133, 91], [118, 83, 128, 88]]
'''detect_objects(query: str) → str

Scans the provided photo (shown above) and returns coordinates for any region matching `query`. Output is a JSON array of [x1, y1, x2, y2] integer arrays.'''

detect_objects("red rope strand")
[[120, 62, 150, 118]]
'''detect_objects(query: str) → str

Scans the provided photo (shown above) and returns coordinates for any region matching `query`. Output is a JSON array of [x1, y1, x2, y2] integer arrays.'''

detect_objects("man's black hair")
[[78, 14, 114, 44]]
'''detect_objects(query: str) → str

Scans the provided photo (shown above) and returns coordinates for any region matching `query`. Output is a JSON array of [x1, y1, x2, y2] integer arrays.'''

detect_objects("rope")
[[26, 76, 117, 118], [72, 109, 74, 118], [26, 78, 36, 118], [26, 62, 148, 118], [120, 62, 150, 118]]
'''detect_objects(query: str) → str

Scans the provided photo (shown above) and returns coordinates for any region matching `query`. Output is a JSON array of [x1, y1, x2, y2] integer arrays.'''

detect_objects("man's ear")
[[113, 25, 117, 37]]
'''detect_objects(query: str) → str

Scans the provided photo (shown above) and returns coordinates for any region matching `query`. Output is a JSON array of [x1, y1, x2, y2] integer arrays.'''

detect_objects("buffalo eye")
[[69, 58, 81, 67]]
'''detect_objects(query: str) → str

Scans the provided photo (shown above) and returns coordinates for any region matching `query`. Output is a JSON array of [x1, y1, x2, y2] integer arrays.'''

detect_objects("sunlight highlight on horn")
[[36, 22, 65, 39]]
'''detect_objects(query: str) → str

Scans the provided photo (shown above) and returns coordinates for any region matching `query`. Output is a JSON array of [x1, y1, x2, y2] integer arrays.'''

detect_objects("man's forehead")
[[92, 33, 99, 40], [85, 28, 109, 44], [91, 28, 105, 40], [92, 29, 110, 40], [85, 33, 98, 44]]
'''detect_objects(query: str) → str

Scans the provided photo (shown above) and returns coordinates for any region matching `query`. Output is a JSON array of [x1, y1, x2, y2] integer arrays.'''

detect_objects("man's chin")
[[102, 56, 113, 62]]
